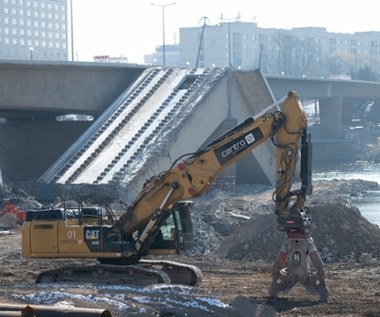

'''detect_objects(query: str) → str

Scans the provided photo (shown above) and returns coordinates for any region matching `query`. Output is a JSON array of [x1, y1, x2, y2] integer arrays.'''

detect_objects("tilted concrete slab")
[[40, 67, 278, 202]]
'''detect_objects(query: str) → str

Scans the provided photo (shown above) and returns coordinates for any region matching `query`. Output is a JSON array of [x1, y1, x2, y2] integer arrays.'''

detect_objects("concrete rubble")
[[188, 179, 380, 263]]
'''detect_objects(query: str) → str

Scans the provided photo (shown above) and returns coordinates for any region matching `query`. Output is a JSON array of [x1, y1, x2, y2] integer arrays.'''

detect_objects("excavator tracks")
[[36, 264, 171, 286], [140, 259, 203, 286], [35, 260, 202, 287]]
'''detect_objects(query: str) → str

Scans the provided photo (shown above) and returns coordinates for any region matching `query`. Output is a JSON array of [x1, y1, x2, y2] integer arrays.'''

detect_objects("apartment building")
[[146, 21, 380, 78], [0, 0, 68, 61]]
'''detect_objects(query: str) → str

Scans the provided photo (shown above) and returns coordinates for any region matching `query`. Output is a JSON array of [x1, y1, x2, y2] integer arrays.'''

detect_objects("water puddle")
[[352, 190, 380, 226]]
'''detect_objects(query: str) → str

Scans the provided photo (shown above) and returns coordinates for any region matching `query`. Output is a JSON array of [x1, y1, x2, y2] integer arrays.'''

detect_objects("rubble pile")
[[216, 202, 380, 263], [0, 185, 42, 229], [190, 187, 273, 254], [0, 213, 17, 229], [189, 179, 380, 263], [0, 185, 41, 210]]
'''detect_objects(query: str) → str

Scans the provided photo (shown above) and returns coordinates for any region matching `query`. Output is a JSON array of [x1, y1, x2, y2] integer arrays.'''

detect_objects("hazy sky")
[[72, 0, 380, 63]]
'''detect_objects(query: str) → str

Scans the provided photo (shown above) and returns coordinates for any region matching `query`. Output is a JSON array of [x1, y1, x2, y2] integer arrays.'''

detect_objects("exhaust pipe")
[[0, 304, 112, 317]]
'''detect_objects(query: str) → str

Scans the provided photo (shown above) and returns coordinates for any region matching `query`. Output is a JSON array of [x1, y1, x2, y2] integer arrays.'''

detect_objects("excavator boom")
[[116, 91, 309, 254], [22, 91, 328, 300]]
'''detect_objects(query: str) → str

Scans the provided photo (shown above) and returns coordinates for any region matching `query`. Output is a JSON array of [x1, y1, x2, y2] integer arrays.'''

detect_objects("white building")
[[146, 20, 380, 79], [144, 44, 181, 67], [180, 21, 260, 70], [0, 0, 68, 61]]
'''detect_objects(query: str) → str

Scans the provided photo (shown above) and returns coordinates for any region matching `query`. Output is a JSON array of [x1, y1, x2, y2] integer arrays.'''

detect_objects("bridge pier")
[[342, 99, 354, 125], [318, 96, 343, 138]]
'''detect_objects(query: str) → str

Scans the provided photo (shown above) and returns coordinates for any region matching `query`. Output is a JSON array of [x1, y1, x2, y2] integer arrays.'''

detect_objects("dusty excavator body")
[[22, 201, 201, 286], [22, 91, 328, 301]]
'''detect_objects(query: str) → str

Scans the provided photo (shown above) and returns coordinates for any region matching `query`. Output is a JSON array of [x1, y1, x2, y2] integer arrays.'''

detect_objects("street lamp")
[[29, 47, 34, 60], [151, 2, 176, 66]]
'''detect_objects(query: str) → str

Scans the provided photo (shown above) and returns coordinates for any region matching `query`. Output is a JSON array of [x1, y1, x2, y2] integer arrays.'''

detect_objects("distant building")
[[93, 55, 129, 63], [0, 0, 68, 61], [147, 20, 380, 78], [180, 21, 260, 70], [144, 44, 180, 66]]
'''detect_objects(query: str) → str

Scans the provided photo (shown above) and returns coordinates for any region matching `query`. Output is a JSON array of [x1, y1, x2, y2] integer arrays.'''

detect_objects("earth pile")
[[189, 179, 380, 263]]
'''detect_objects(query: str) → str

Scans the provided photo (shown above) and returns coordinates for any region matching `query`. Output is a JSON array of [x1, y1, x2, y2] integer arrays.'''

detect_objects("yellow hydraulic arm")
[[116, 91, 328, 301], [116, 91, 308, 250]]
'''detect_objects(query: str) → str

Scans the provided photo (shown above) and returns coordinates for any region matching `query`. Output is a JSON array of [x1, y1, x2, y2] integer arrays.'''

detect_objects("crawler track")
[[140, 259, 203, 286], [35, 260, 202, 287], [36, 264, 171, 286]]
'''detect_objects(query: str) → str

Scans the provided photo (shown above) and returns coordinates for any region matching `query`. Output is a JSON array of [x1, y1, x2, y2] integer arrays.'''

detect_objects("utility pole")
[[195, 17, 209, 68], [258, 44, 264, 69], [220, 14, 239, 67]]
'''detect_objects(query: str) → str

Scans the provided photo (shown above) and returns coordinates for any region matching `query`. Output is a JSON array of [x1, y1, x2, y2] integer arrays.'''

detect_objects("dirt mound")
[[185, 179, 380, 263], [216, 202, 380, 263]]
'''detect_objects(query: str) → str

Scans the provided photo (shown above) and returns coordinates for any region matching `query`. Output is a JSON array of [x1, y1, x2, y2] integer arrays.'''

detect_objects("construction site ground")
[[0, 179, 380, 317]]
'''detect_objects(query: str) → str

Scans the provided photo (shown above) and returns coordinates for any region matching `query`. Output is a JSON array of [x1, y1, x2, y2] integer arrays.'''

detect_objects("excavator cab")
[[147, 201, 194, 255]]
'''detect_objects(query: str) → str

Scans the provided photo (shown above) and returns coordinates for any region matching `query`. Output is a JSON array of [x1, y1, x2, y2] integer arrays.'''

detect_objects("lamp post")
[[70, 0, 74, 61], [29, 47, 34, 60], [151, 2, 176, 66]]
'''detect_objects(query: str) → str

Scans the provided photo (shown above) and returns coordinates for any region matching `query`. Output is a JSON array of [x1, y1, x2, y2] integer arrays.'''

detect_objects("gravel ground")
[[1, 179, 380, 316]]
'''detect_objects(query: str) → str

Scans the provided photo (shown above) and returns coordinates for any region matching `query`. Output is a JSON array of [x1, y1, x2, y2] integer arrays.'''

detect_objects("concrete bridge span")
[[266, 75, 380, 100], [1, 61, 378, 130], [1, 61, 377, 199], [266, 75, 380, 138], [0, 60, 146, 120]]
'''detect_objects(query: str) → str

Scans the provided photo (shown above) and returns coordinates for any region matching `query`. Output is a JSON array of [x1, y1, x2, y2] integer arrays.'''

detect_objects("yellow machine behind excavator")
[[22, 91, 329, 301]]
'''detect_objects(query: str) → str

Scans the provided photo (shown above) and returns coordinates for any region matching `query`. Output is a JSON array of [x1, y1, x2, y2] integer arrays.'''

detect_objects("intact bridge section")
[[267, 75, 380, 138], [0, 60, 146, 119], [0, 61, 146, 188]]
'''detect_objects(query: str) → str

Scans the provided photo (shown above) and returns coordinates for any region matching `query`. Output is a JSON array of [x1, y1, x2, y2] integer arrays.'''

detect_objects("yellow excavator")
[[22, 91, 329, 301]]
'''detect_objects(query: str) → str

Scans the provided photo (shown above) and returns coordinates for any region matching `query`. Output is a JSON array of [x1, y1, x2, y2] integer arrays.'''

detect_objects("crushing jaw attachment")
[[268, 235, 329, 302], [268, 202, 329, 302]]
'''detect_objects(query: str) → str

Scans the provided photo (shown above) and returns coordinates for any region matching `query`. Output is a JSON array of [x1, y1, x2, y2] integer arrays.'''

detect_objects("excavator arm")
[[116, 91, 328, 301], [22, 91, 328, 300], [116, 91, 310, 255]]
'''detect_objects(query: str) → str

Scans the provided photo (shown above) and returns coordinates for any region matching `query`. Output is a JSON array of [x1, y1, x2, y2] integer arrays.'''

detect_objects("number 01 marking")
[[67, 231, 76, 239]]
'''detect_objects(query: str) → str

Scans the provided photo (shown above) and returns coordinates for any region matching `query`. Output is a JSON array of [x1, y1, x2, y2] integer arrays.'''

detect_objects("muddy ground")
[[0, 179, 380, 317]]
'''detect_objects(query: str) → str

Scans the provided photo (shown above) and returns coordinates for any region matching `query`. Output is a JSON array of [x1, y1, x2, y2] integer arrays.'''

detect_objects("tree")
[[357, 64, 377, 82]]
